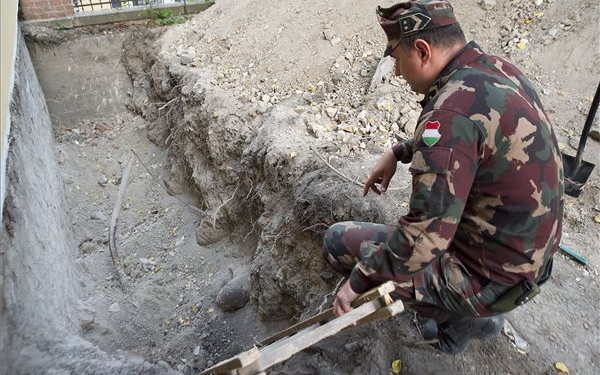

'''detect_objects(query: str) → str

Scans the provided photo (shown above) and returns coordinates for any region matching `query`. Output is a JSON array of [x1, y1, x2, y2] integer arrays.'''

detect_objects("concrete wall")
[[0, 29, 80, 373], [20, 0, 75, 21], [28, 33, 133, 128], [0, 0, 18, 225]]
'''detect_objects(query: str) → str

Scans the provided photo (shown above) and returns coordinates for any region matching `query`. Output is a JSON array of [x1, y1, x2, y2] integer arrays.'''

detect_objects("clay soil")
[[32, 0, 600, 374]]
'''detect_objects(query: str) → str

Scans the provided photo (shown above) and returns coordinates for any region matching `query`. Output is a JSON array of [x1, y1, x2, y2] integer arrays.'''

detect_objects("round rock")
[[589, 129, 600, 142], [216, 272, 251, 312]]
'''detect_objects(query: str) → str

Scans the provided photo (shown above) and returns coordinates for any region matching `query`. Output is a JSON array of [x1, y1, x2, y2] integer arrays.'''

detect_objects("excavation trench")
[[14, 22, 410, 374]]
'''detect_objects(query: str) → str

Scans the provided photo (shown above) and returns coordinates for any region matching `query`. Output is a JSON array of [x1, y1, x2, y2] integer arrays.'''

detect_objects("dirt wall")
[[27, 31, 133, 128], [135, 26, 414, 321]]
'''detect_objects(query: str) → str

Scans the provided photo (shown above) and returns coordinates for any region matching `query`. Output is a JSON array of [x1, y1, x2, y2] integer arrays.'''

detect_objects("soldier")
[[322, 0, 563, 354]]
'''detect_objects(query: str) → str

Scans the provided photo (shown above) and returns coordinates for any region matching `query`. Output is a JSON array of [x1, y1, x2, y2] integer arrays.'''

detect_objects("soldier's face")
[[391, 44, 427, 94]]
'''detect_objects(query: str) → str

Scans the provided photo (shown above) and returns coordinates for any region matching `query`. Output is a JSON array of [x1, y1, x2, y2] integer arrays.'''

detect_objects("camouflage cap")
[[377, 0, 458, 56]]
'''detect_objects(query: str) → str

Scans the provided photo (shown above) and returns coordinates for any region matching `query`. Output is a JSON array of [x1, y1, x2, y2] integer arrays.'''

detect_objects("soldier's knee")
[[322, 222, 347, 258]]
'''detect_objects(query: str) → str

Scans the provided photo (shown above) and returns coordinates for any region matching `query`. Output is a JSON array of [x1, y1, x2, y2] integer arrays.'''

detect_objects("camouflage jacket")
[[351, 42, 564, 291]]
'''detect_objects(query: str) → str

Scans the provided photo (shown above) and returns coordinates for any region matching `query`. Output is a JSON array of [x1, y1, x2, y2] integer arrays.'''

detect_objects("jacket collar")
[[420, 41, 483, 106]]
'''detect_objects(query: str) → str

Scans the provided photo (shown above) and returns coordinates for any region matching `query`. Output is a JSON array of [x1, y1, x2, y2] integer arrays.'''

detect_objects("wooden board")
[[199, 281, 403, 375], [257, 281, 396, 347], [257, 297, 386, 370], [199, 346, 260, 375]]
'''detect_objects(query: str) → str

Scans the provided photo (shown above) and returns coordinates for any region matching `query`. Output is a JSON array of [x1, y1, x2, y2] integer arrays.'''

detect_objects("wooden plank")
[[353, 281, 395, 306], [257, 309, 334, 348], [257, 281, 396, 348], [201, 281, 398, 375], [256, 297, 386, 371], [199, 346, 260, 375], [354, 299, 404, 327]]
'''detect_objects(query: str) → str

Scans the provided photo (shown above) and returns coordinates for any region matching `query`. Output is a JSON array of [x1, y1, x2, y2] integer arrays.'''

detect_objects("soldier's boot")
[[421, 315, 505, 355]]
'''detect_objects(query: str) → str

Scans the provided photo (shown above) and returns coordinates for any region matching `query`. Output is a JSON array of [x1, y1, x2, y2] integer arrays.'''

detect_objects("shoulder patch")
[[422, 121, 441, 147]]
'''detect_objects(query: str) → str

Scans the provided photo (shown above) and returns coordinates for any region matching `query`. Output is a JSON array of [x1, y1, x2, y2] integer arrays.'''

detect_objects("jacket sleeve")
[[391, 138, 414, 164], [349, 110, 484, 293]]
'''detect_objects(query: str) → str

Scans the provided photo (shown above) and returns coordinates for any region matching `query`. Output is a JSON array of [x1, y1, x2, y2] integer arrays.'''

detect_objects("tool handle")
[[574, 82, 600, 169], [559, 244, 588, 266]]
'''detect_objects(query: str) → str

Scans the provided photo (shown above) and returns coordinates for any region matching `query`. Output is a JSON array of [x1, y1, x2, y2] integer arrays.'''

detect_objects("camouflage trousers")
[[322, 221, 510, 322]]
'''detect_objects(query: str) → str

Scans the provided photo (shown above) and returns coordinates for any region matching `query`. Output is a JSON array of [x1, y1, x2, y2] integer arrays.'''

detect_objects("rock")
[[589, 129, 600, 142], [479, 0, 496, 10], [193, 346, 201, 356], [302, 92, 313, 103], [310, 123, 327, 138], [323, 28, 335, 41], [330, 37, 341, 46], [548, 28, 559, 37], [139, 257, 156, 266], [568, 137, 580, 150], [404, 117, 418, 136], [109, 302, 120, 312], [534, 0, 543, 6], [80, 241, 96, 254], [376, 96, 394, 111], [326, 107, 338, 118], [180, 54, 193, 65], [79, 308, 95, 331], [390, 108, 400, 122], [216, 271, 251, 312], [91, 211, 108, 221], [98, 174, 108, 186], [256, 101, 270, 114]]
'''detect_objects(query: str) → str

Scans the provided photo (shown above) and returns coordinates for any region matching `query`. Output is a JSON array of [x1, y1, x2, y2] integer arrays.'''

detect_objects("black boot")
[[421, 315, 505, 354]]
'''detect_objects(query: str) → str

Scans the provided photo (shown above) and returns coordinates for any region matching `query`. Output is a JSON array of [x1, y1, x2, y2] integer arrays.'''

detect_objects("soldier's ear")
[[413, 39, 431, 62]]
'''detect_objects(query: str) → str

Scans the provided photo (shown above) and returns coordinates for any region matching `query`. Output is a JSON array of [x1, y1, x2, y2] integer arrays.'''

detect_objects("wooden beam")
[[256, 297, 385, 371], [354, 299, 404, 326], [257, 281, 396, 347], [199, 346, 260, 375], [201, 281, 400, 375]]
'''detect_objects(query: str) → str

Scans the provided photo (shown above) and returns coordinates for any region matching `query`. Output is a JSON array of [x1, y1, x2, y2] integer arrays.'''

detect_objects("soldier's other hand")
[[333, 280, 360, 317], [363, 149, 397, 196]]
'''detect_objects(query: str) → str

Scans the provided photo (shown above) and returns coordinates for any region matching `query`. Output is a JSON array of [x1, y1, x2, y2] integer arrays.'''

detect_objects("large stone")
[[216, 271, 251, 312], [589, 129, 600, 142], [479, 0, 497, 10]]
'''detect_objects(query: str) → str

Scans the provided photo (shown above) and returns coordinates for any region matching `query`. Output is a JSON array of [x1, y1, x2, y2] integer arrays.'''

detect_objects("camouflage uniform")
[[323, 40, 564, 321]]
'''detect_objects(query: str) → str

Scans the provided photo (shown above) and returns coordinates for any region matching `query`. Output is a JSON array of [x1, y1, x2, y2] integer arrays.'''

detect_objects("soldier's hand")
[[333, 280, 360, 317], [363, 149, 397, 196]]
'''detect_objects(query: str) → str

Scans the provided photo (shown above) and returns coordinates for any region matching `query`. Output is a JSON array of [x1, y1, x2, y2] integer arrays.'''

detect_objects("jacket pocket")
[[439, 252, 479, 316], [408, 147, 452, 215]]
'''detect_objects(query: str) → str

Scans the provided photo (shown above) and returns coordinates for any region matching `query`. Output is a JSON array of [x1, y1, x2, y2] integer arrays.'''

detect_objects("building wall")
[[19, 0, 75, 21], [0, 0, 18, 220]]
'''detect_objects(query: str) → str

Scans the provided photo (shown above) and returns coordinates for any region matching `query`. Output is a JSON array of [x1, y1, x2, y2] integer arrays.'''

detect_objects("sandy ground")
[[34, 0, 600, 374]]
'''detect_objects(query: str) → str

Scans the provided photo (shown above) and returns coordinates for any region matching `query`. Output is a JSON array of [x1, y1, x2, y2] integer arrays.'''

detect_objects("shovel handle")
[[574, 82, 600, 169]]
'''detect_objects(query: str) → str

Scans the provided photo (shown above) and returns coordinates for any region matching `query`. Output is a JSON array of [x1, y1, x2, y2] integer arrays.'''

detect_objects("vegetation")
[[143, 1, 190, 25]]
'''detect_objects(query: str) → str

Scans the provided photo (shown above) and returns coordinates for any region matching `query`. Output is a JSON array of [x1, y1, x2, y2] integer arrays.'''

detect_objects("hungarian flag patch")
[[422, 121, 441, 147]]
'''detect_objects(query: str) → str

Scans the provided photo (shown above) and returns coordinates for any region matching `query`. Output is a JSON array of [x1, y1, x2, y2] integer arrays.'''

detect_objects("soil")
[[32, 0, 599, 374]]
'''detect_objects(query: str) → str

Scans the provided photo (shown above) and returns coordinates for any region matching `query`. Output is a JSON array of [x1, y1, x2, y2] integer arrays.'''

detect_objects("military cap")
[[377, 0, 458, 56]]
